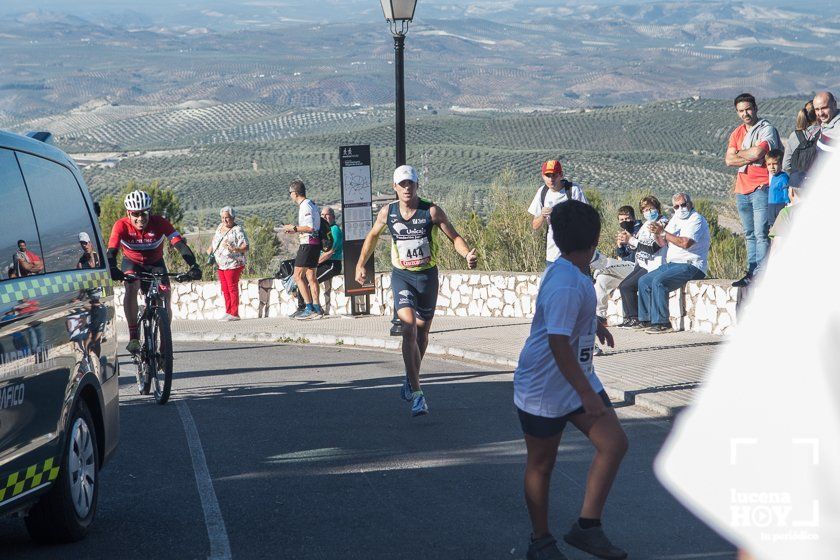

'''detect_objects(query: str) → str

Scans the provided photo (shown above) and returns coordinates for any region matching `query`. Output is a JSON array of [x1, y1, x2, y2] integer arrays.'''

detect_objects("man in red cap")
[[528, 159, 589, 266]]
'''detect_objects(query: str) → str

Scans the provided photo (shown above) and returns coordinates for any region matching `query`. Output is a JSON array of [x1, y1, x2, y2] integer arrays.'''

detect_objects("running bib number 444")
[[398, 238, 431, 268]]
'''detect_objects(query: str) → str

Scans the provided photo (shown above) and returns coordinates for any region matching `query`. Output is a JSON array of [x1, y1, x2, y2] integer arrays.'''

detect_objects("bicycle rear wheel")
[[150, 308, 173, 405]]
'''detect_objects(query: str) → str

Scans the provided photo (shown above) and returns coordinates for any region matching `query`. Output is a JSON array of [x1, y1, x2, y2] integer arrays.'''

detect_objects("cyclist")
[[355, 165, 477, 417], [107, 190, 201, 353]]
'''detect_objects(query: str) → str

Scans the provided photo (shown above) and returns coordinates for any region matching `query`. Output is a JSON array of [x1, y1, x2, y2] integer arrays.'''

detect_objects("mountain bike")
[[127, 271, 190, 405]]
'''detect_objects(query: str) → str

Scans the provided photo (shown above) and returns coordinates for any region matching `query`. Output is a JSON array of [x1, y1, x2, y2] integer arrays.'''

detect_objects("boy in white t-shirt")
[[515, 200, 629, 560]]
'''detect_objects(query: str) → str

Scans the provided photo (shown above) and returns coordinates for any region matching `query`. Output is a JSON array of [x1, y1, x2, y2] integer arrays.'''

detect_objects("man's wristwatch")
[[293, 225, 298, 232]]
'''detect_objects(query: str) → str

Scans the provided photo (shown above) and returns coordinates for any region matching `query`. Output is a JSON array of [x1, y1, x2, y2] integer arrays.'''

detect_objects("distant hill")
[[67, 97, 804, 227]]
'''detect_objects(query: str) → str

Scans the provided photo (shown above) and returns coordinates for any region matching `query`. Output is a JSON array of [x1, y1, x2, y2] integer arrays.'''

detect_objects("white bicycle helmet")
[[124, 190, 152, 212]]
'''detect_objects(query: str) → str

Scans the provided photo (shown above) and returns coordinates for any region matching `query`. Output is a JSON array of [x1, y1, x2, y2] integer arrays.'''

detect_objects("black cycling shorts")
[[122, 258, 169, 290], [517, 390, 613, 438], [391, 266, 439, 321], [295, 244, 320, 269]]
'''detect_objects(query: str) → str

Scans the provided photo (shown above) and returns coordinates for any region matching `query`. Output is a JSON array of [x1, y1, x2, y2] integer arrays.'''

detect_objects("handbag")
[[207, 228, 231, 266]]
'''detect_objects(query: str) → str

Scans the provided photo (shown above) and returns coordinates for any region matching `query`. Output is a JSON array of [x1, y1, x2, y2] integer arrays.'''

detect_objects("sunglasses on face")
[[129, 211, 148, 218], [673, 203, 689, 210], [80, 241, 89, 246]]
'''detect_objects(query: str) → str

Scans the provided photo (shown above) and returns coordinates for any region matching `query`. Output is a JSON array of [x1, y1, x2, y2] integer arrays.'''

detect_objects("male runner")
[[107, 189, 201, 353], [355, 165, 477, 416]]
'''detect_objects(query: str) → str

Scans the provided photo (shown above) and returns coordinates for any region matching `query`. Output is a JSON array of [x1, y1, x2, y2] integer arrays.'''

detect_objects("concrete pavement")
[[121, 314, 725, 417]]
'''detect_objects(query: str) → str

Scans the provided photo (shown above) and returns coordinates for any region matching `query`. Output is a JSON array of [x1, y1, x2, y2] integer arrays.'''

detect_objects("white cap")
[[79, 232, 91, 243], [393, 165, 418, 185]]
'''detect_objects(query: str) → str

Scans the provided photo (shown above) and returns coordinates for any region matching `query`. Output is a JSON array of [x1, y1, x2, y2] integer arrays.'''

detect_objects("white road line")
[[177, 400, 233, 560]]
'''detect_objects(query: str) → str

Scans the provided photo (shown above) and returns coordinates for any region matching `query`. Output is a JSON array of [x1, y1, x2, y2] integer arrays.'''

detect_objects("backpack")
[[318, 218, 334, 252], [539, 180, 574, 208], [789, 129, 821, 175]]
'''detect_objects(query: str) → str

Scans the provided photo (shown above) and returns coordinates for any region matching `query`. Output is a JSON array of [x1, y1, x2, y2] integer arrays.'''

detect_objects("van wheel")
[[25, 400, 99, 543]]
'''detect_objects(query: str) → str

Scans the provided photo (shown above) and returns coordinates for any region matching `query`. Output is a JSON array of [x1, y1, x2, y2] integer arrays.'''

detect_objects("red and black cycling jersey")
[[108, 215, 183, 265]]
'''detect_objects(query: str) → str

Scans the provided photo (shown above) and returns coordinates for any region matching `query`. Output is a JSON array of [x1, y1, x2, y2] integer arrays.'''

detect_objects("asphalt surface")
[[0, 342, 736, 559]]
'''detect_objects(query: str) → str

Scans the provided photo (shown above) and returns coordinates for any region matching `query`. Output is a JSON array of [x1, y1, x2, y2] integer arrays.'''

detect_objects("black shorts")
[[517, 390, 612, 438], [391, 266, 438, 321], [295, 244, 320, 268], [122, 258, 169, 291]]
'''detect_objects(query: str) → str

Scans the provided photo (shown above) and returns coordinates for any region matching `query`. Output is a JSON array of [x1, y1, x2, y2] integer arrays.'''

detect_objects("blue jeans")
[[638, 262, 706, 325], [736, 187, 769, 274]]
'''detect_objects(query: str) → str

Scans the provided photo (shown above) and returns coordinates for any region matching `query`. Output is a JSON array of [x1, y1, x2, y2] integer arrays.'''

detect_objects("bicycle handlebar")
[[124, 271, 191, 282]]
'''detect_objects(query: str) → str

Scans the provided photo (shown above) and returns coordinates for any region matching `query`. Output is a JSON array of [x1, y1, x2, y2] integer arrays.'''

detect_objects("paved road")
[[0, 342, 735, 559]]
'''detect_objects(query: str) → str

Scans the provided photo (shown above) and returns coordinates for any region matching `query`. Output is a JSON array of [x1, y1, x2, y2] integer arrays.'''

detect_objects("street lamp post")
[[380, 0, 417, 168], [380, 0, 418, 336]]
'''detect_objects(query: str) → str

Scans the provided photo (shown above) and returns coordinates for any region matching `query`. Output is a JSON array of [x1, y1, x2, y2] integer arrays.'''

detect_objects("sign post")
[[339, 145, 375, 315]]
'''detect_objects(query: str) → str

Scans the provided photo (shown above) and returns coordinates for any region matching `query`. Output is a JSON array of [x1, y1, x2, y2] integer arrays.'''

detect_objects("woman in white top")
[[207, 206, 249, 321], [616, 196, 668, 328]]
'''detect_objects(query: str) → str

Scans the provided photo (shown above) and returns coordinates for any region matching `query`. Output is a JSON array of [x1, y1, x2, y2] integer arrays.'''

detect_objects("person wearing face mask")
[[590, 206, 640, 324], [637, 192, 711, 334], [616, 196, 669, 329]]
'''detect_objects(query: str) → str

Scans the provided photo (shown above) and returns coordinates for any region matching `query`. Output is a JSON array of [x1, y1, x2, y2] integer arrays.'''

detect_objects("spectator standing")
[[616, 196, 669, 328], [725, 93, 780, 288], [284, 180, 323, 319], [208, 206, 249, 321], [638, 192, 710, 334], [528, 159, 589, 266], [294, 207, 344, 315], [13, 239, 43, 277], [782, 102, 819, 177], [814, 91, 839, 155], [765, 149, 790, 227]]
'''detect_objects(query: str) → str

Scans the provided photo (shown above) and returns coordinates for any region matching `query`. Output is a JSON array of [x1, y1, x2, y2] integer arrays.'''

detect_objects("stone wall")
[[115, 273, 739, 334]]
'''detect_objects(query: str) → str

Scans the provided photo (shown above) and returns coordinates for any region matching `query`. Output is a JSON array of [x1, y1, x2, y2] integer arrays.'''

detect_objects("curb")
[[170, 331, 676, 417]]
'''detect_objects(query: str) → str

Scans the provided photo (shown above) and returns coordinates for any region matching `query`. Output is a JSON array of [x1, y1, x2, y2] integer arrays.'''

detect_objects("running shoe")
[[228, 315, 240, 321], [288, 308, 304, 319], [616, 318, 639, 329], [645, 324, 672, 334], [400, 375, 413, 401], [296, 308, 316, 320], [527, 535, 568, 560], [126, 339, 141, 354], [563, 522, 627, 560], [411, 392, 429, 417]]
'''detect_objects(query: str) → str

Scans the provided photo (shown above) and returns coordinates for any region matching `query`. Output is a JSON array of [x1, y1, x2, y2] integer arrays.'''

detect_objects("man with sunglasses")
[[355, 165, 477, 417], [636, 192, 710, 334], [107, 189, 201, 353]]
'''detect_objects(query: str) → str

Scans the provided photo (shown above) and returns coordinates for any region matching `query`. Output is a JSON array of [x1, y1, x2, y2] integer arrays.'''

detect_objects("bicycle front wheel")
[[150, 308, 173, 405]]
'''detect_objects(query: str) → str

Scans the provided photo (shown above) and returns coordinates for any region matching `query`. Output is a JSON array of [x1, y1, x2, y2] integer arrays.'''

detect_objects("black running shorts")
[[295, 244, 320, 268], [391, 266, 439, 321], [517, 390, 612, 438]]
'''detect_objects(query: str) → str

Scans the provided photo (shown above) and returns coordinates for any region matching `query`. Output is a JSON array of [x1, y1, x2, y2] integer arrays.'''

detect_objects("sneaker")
[[218, 313, 232, 321], [616, 318, 639, 329], [593, 345, 604, 357], [563, 522, 627, 560], [400, 375, 413, 401], [296, 308, 316, 320], [645, 323, 672, 334], [527, 534, 568, 560], [228, 315, 240, 321], [632, 320, 650, 330], [732, 273, 752, 288], [411, 392, 429, 417], [288, 308, 305, 319], [126, 339, 141, 354]]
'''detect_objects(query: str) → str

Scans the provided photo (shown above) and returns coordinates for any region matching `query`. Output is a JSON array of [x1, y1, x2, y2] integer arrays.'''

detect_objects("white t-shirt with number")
[[514, 257, 603, 418], [527, 184, 589, 262]]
